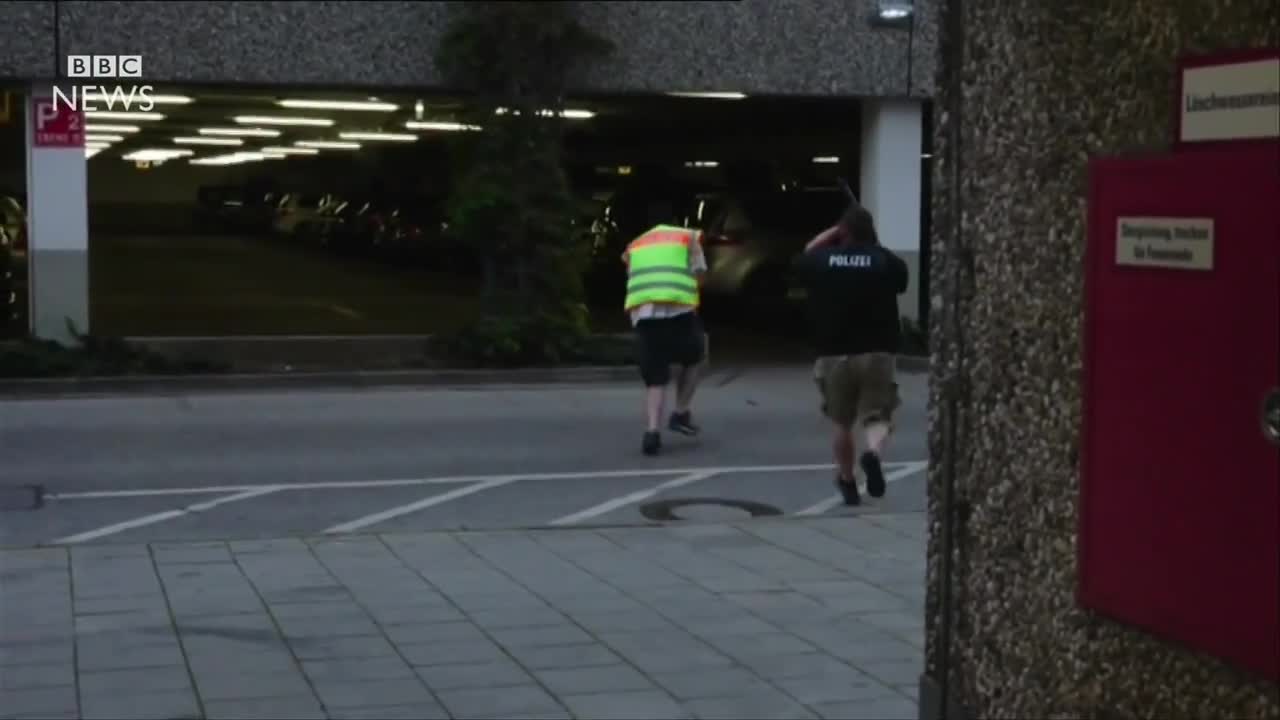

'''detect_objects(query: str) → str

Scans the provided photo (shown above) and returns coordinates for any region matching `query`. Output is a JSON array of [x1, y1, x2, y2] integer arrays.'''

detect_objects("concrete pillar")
[[24, 83, 89, 345], [859, 99, 924, 324], [922, 2, 1280, 719]]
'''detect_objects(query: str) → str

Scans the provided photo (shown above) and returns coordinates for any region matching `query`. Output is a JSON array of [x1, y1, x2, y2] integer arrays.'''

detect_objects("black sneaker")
[[861, 451, 886, 498], [642, 431, 662, 456], [835, 474, 861, 506], [668, 411, 700, 436]]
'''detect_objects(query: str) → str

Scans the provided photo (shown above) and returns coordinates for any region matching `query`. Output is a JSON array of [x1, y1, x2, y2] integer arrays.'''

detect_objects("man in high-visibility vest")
[[621, 222, 708, 456]]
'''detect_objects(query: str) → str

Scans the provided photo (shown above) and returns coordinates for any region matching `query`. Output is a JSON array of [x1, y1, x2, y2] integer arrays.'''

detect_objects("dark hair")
[[839, 205, 879, 247]]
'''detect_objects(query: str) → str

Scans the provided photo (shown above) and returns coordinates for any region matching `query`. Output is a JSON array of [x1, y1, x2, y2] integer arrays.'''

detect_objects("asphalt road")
[[0, 366, 929, 547]]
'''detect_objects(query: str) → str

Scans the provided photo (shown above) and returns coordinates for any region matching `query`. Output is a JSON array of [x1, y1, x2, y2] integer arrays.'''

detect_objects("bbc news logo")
[[53, 55, 155, 113]]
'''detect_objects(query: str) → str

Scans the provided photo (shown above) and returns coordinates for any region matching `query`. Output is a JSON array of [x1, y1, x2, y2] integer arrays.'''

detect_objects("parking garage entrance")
[[17, 84, 930, 364]]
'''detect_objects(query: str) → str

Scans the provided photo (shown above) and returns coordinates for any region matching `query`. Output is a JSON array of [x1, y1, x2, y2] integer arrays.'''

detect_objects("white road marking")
[[46, 462, 922, 501], [323, 478, 517, 534], [50, 487, 281, 545], [549, 470, 720, 526], [794, 461, 929, 517]]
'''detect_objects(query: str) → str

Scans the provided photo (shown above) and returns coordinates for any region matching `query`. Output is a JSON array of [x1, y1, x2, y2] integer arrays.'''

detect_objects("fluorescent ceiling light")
[[338, 132, 417, 142], [123, 148, 194, 162], [83, 123, 139, 133], [261, 146, 319, 155], [812, 156, 840, 164], [494, 107, 595, 119], [404, 121, 481, 132], [82, 91, 193, 105], [199, 127, 281, 138], [666, 92, 747, 100], [84, 134, 124, 143], [85, 147, 103, 159], [174, 136, 244, 146], [84, 111, 165, 120], [85, 140, 112, 148], [190, 152, 269, 166], [684, 161, 720, 168], [295, 140, 360, 150], [234, 115, 334, 127], [277, 99, 399, 112]]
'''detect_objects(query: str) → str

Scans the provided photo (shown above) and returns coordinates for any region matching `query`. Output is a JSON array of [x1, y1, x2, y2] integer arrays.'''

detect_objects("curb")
[[0, 355, 931, 399], [0, 366, 639, 399]]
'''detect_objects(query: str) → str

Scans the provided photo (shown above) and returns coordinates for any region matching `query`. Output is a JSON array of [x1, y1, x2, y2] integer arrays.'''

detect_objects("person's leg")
[[817, 357, 861, 505], [635, 320, 673, 455], [670, 315, 707, 435], [854, 353, 901, 497], [832, 421, 856, 484]]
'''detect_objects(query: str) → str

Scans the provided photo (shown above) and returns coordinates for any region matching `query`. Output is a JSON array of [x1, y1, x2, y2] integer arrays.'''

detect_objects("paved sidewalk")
[[0, 516, 925, 720]]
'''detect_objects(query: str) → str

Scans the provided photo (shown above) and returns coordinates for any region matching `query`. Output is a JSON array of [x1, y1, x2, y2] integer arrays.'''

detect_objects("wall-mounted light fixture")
[[870, 0, 913, 28]]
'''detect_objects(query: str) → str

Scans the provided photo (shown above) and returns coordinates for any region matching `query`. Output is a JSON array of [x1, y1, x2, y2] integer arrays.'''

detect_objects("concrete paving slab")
[[0, 516, 924, 719]]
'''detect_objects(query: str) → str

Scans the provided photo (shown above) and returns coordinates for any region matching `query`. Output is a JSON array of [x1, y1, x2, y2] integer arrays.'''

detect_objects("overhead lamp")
[[684, 161, 720, 168], [85, 147, 103, 159], [666, 92, 748, 100], [338, 132, 418, 142], [261, 146, 319, 155], [812, 156, 841, 164], [122, 148, 194, 162], [199, 127, 281, 137], [870, 0, 913, 26], [234, 115, 334, 127], [85, 141, 112, 149], [83, 123, 139, 133], [295, 140, 360, 150], [414, 100, 425, 120], [190, 152, 269, 166], [494, 107, 595, 119], [82, 91, 193, 105], [404, 120, 481, 132], [174, 136, 243, 146], [277, 99, 399, 112], [84, 111, 165, 121], [84, 134, 124, 143]]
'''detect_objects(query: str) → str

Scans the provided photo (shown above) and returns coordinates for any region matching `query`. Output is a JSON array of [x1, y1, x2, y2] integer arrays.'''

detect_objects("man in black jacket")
[[793, 204, 909, 506]]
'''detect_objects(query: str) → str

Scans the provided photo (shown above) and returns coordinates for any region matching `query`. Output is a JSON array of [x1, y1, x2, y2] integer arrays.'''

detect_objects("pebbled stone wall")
[[0, 0, 938, 98], [924, 1, 1279, 718]]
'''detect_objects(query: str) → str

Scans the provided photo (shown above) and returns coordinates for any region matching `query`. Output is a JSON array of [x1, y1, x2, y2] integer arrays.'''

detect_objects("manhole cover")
[[639, 497, 783, 522], [0, 484, 44, 511]]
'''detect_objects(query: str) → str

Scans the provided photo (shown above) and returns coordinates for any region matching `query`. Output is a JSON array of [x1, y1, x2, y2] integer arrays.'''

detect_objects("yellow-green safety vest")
[[624, 225, 700, 311]]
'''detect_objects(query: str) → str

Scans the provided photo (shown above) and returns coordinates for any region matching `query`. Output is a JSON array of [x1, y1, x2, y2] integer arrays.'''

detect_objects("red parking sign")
[[31, 98, 84, 148]]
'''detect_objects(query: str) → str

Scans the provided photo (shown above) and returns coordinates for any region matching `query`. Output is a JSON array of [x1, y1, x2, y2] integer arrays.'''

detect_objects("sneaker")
[[834, 474, 861, 506], [668, 411, 700, 436], [642, 431, 662, 456], [861, 451, 886, 498]]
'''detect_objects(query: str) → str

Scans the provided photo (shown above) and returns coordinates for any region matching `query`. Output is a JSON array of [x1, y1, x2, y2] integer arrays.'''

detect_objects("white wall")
[[859, 99, 924, 322]]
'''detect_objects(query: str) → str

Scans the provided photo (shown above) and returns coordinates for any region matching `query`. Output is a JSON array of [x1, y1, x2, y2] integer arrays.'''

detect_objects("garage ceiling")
[[76, 84, 863, 166]]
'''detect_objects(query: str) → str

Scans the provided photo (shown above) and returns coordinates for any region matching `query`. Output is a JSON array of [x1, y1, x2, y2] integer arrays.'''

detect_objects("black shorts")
[[634, 313, 705, 387]]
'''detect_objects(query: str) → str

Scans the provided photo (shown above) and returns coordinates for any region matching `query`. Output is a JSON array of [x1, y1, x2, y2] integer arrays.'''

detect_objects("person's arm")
[[804, 224, 842, 253], [689, 231, 708, 284]]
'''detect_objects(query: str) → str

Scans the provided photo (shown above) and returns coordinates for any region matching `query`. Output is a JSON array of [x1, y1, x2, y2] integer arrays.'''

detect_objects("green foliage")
[[433, 2, 612, 367]]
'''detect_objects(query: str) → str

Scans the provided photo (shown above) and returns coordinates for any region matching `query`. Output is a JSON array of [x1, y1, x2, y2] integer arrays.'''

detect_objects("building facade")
[[0, 0, 937, 343]]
